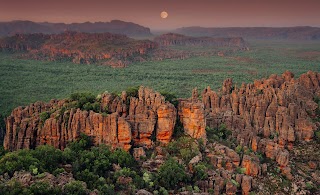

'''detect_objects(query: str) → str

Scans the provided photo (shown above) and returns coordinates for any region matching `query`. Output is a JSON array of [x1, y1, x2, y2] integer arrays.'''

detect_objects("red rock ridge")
[[0, 32, 156, 68], [3, 87, 177, 151]]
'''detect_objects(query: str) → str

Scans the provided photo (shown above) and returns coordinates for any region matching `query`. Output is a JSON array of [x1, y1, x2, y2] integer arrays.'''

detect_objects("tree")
[[31, 145, 63, 173], [63, 181, 88, 195], [110, 148, 136, 168], [28, 181, 62, 195], [0, 149, 40, 176], [193, 163, 208, 182], [157, 158, 189, 190]]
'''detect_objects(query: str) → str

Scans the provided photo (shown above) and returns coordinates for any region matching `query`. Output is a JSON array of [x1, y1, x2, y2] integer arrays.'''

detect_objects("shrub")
[[157, 158, 189, 190], [193, 163, 208, 181], [39, 111, 50, 123], [67, 133, 93, 153], [53, 168, 65, 176], [126, 86, 140, 98], [0, 149, 40, 176], [231, 179, 240, 188], [69, 92, 97, 110], [63, 180, 88, 195], [160, 91, 178, 107], [159, 187, 169, 195], [28, 181, 62, 194], [235, 145, 243, 154], [206, 124, 232, 143], [0, 180, 27, 195], [97, 183, 115, 194], [236, 167, 246, 174], [114, 167, 144, 190], [31, 145, 63, 173], [167, 136, 200, 163], [110, 148, 136, 168]]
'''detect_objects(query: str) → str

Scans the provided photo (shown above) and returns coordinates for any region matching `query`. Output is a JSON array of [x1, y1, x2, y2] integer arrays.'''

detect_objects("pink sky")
[[0, 0, 319, 30]]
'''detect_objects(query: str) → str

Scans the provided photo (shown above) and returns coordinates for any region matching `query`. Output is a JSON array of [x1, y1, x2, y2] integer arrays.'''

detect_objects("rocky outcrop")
[[201, 71, 320, 177], [178, 89, 206, 140], [0, 32, 156, 67], [203, 72, 319, 141], [3, 87, 176, 151], [175, 71, 319, 181]]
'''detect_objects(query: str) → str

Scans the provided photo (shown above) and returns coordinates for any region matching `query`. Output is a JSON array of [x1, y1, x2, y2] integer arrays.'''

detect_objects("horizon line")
[[1, 20, 320, 30]]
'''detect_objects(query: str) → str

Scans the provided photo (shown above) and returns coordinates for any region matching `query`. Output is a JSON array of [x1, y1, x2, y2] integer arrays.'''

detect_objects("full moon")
[[160, 11, 168, 19]]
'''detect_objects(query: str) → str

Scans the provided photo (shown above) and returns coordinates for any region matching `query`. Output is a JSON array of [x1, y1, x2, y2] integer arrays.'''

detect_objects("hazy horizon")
[[0, 0, 319, 30]]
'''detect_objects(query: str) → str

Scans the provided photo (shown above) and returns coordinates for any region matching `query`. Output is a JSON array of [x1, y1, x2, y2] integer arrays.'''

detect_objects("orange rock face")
[[156, 103, 177, 144], [178, 99, 206, 139], [241, 155, 261, 177], [3, 87, 176, 151], [201, 71, 320, 168]]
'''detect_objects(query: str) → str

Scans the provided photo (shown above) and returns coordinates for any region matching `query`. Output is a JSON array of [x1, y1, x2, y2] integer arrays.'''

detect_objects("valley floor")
[[0, 39, 319, 116]]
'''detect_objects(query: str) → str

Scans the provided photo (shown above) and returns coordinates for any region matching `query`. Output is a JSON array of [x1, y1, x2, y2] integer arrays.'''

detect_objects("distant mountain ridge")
[[0, 32, 249, 67], [176, 26, 320, 40], [0, 20, 152, 37], [154, 33, 248, 48], [0, 31, 156, 67]]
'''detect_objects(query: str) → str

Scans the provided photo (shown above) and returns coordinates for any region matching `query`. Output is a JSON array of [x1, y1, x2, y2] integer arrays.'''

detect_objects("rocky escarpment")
[[0, 32, 252, 67], [202, 71, 319, 146], [2, 71, 320, 194], [178, 71, 320, 179], [4, 87, 176, 151], [154, 33, 248, 49], [172, 71, 320, 194], [0, 32, 156, 67]]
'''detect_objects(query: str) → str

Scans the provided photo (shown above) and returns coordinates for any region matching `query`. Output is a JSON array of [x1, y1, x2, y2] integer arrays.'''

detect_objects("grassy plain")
[[0, 40, 319, 116]]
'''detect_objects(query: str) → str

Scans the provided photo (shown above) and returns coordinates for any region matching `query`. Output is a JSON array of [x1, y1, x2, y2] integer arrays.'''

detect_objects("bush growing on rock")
[[160, 91, 178, 107], [166, 136, 200, 163], [126, 86, 140, 98], [39, 111, 50, 123], [206, 124, 232, 143], [193, 163, 209, 182], [69, 92, 100, 112]]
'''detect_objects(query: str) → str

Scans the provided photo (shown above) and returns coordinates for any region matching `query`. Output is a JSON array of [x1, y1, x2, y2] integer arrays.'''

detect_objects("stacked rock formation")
[[4, 87, 176, 151], [178, 88, 207, 139], [200, 71, 319, 177]]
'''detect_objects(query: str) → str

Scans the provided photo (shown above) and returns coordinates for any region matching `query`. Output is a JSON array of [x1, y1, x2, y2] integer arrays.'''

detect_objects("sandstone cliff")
[[176, 71, 320, 179], [2, 71, 320, 194], [3, 87, 176, 151], [0, 32, 156, 67]]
